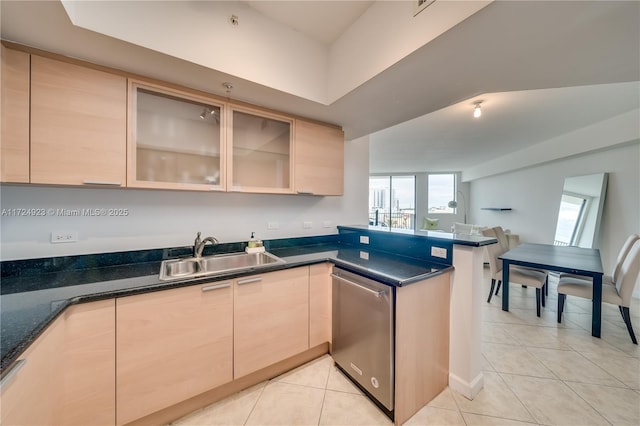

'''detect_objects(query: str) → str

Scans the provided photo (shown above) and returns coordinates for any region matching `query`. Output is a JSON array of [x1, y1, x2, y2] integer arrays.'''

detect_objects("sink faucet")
[[193, 232, 219, 258]]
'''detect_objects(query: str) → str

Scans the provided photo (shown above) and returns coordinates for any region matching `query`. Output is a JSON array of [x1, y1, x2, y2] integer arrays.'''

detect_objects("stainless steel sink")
[[159, 251, 286, 281]]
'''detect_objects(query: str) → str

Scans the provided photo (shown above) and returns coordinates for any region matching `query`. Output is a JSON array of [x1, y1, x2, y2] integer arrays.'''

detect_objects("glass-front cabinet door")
[[127, 81, 226, 191], [228, 106, 293, 193]]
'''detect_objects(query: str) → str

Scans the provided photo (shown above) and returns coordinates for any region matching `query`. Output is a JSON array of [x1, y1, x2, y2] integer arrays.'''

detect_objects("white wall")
[[0, 138, 370, 261], [470, 142, 640, 296], [60, 1, 490, 105]]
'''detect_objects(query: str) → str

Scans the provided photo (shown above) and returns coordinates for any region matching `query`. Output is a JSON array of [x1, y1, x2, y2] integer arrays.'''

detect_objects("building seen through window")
[[369, 176, 415, 230]]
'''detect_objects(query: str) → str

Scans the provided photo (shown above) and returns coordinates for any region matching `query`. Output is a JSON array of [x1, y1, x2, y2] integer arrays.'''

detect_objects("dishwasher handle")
[[331, 273, 386, 298]]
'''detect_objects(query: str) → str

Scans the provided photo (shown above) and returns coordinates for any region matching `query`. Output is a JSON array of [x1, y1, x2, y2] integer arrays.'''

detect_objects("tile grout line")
[[494, 371, 544, 425], [242, 381, 268, 426]]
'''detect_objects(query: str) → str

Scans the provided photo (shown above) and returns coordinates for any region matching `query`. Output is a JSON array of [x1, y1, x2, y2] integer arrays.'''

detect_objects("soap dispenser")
[[246, 232, 265, 253], [248, 232, 258, 248]]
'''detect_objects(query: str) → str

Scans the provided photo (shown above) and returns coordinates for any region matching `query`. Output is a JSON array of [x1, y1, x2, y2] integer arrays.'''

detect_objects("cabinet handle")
[[237, 277, 262, 285], [296, 191, 315, 195], [0, 359, 26, 389], [331, 273, 385, 298], [82, 180, 122, 186], [201, 282, 231, 292]]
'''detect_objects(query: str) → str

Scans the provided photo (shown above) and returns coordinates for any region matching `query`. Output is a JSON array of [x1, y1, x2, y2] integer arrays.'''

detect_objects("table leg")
[[502, 262, 510, 311], [592, 274, 602, 338]]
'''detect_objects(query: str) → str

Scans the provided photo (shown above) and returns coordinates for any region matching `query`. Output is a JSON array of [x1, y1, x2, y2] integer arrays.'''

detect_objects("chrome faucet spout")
[[194, 232, 219, 258]]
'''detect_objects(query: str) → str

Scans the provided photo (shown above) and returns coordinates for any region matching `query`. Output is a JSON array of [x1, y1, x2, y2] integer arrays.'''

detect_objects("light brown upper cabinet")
[[127, 80, 227, 191], [228, 105, 294, 194], [30, 55, 126, 186], [1, 46, 30, 183], [294, 119, 344, 196]]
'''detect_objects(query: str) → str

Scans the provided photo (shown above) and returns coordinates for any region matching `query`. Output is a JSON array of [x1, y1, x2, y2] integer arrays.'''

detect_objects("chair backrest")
[[492, 226, 510, 252], [612, 234, 640, 282], [616, 239, 640, 307], [482, 228, 503, 277]]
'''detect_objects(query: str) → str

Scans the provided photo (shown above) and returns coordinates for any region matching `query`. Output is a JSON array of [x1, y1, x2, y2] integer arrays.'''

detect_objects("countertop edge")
[[2, 250, 450, 370]]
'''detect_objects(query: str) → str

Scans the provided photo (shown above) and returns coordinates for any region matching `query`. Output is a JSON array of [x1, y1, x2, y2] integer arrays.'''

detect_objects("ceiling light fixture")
[[473, 101, 482, 118], [200, 107, 215, 119]]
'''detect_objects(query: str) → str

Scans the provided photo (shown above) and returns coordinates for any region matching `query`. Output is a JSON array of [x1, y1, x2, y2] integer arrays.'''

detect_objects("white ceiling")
[[370, 81, 640, 173], [246, 1, 374, 45], [1, 1, 639, 175]]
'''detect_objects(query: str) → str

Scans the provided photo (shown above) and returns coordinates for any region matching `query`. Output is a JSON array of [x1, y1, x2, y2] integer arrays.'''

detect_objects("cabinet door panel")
[[62, 299, 115, 426], [0, 46, 30, 183], [294, 119, 344, 195], [127, 81, 226, 191], [116, 282, 233, 425], [234, 268, 309, 378], [30, 55, 126, 185], [228, 106, 293, 194], [395, 272, 450, 426], [0, 316, 63, 425], [309, 263, 332, 347]]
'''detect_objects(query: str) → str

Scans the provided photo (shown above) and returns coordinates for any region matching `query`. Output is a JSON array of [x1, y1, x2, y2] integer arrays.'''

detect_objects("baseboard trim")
[[125, 343, 330, 426], [448, 371, 484, 400]]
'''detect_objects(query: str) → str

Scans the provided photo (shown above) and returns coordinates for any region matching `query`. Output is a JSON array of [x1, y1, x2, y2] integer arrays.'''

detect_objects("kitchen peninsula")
[[1, 227, 494, 425]]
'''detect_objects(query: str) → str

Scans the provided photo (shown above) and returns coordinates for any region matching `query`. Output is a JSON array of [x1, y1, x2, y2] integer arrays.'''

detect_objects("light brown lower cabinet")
[[234, 267, 310, 378], [309, 263, 332, 347], [0, 314, 63, 425], [394, 272, 451, 426], [0, 299, 115, 426], [116, 281, 233, 425], [61, 299, 116, 426]]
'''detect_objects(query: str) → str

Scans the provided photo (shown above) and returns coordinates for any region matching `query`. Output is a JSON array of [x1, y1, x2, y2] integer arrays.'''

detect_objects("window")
[[428, 174, 456, 214], [369, 175, 415, 230]]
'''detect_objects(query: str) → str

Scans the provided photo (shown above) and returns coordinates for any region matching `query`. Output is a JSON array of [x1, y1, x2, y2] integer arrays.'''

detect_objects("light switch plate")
[[431, 246, 447, 259], [51, 231, 78, 244], [267, 222, 279, 230]]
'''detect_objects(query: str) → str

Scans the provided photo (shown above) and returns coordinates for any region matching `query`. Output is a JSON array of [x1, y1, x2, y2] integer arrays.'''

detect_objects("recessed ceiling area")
[[246, 1, 374, 45], [1, 1, 638, 177], [57, 0, 491, 105], [369, 81, 640, 174]]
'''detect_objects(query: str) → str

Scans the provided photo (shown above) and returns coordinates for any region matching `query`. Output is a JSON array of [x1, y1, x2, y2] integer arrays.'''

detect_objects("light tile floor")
[[173, 270, 640, 425]]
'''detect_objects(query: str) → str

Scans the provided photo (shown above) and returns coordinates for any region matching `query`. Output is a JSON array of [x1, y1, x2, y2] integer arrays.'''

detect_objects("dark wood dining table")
[[499, 243, 604, 337]]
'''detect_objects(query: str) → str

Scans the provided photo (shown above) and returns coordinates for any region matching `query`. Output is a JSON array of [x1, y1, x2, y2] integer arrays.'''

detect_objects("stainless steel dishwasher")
[[331, 267, 394, 416]]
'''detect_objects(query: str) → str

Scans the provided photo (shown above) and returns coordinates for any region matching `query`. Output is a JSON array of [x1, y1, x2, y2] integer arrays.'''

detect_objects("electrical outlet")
[[51, 231, 78, 244], [359, 235, 370, 244], [431, 246, 447, 259], [267, 222, 279, 230], [303, 221, 313, 229], [359, 251, 369, 260], [322, 220, 332, 228]]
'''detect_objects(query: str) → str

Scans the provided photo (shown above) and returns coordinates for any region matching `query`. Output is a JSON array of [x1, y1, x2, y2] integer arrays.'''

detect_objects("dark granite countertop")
[[338, 224, 497, 247], [1, 239, 452, 370]]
